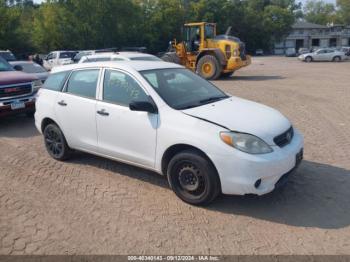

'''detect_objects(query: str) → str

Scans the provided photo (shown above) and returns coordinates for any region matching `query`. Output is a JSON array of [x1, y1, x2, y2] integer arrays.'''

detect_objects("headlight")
[[233, 49, 239, 56], [32, 80, 42, 92], [220, 131, 273, 154]]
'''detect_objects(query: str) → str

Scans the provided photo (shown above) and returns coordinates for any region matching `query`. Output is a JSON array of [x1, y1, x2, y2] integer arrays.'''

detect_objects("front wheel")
[[305, 56, 313, 62], [167, 150, 221, 205], [43, 123, 72, 160], [333, 56, 341, 62], [196, 55, 221, 80]]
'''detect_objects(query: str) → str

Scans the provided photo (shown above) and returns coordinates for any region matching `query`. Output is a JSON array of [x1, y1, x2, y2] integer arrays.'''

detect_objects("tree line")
[[0, 0, 349, 57]]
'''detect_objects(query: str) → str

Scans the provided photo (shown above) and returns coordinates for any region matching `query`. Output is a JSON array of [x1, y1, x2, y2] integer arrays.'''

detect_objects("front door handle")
[[97, 109, 109, 116], [58, 100, 67, 106]]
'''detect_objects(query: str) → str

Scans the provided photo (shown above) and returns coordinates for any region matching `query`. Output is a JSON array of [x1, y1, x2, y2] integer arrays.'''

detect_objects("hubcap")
[[177, 163, 206, 196], [202, 63, 213, 75], [45, 128, 63, 157]]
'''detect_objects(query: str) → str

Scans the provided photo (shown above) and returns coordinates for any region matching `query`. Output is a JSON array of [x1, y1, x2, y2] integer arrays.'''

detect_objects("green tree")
[[337, 0, 350, 25], [303, 0, 340, 25]]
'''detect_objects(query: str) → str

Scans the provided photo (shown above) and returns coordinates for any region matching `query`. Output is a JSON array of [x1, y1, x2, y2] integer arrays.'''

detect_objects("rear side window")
[[66, 69, 99, 99], [43, 71, 70, 91]]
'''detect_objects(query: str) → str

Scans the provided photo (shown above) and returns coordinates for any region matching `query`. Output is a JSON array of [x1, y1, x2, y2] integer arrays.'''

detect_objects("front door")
[[55, 69, 100, 152], [96, 69, 158, 168]]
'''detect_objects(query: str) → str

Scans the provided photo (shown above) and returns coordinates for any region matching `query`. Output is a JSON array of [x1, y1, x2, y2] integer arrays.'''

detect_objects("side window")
[[51, 53, 57, 59], [43, 71, 70, 91], [103, 70, 148, 106], [66, 69, 99, 99]]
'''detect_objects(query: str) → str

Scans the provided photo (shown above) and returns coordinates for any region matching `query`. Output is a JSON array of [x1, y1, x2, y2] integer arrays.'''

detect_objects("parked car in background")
[[0, 57, 42, 117], [255, 49, 264, 56], [285, 48, 296, 57], [0, 50, 16, 62], [73, 48, 120, 63], [298, 48, 310, 55], [35, 61, 303, 205], [298, 48, 346, 62], [78, 52, 161, 63], [43, 51, 77, 70], [10, 61, 49, 83], [72, 50, 95, 63]]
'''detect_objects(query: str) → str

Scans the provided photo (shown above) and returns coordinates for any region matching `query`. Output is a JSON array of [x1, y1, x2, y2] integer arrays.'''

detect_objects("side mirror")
[[13, 65, 23, 71], [129, 100, 158, 114]]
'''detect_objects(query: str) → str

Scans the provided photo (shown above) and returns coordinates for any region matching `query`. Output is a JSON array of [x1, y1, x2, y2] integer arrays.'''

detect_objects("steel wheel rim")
[[202, 63, 213, 75], [175, 162, 206, 198], [45, 127, 63, 157]]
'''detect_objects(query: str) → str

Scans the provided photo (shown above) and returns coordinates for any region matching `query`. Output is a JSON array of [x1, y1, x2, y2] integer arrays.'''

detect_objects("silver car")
[[10, 61, 49, 82], [298, 48, 346, 62]]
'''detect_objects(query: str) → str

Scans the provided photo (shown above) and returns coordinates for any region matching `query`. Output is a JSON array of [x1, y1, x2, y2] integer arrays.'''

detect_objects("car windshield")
[[59, 52, 76, 59], [130, 56, 161, 61], [0, 57, 14, 71], [19, 63, 47, 73], [140, 68, 229, 110]]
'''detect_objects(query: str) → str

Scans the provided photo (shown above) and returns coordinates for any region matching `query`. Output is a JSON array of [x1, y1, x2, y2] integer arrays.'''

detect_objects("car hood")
[[182, 97, 291, 145], [33, 72, 49, 82], [0, 71, 38, 86]]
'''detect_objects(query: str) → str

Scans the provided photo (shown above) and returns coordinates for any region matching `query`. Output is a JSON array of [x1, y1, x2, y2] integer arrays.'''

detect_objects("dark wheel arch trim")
[[161, 144, 222, 192], [41, 117, 59, 133]]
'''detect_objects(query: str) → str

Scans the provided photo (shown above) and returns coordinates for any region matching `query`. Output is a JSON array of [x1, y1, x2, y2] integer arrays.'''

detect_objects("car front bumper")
[[210, 129, 304, 195], [0, 95, 36, 117]]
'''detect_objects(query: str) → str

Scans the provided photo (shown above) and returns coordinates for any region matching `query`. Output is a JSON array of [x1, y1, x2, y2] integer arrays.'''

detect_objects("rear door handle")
[[58, 100, 67, 106], [97, 109, 109, 116]]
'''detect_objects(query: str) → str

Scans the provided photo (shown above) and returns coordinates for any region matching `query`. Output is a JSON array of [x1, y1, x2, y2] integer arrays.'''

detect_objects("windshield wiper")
[[199, 96, 228, 105]]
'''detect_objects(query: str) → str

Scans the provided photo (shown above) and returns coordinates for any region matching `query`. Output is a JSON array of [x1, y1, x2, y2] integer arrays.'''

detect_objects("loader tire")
[[161, 52, 181, 64], [196, 55, 221, 80]]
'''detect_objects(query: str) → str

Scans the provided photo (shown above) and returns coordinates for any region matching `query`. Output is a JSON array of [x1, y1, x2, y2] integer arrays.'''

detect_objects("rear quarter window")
[[43, 71, 70, 91]]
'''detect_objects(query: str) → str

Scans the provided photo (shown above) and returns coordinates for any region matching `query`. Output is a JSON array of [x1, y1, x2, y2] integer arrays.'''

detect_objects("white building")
[[275, 21, 350, 54]]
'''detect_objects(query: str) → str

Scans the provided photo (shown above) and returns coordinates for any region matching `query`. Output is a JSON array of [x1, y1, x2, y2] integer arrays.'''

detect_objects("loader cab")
[[183, 23, 216, 52]]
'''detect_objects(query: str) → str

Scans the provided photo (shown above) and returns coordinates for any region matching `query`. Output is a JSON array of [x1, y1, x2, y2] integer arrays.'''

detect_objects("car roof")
[[10, 61, 36, 65], [52, 61, 183, 73], [82, 52, 157, 59]]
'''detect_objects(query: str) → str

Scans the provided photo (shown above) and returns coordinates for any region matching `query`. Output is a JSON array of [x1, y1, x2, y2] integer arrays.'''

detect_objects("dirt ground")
[[0, 56, 349, 255]]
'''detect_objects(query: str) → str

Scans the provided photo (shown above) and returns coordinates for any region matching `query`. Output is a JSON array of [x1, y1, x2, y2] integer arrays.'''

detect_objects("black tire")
[[43, 123, 72, 161], [333, 56, 341, 62], [196, 55, 221, 80], [167, 150, 220, 205], [161, 52, 181, 64], [305, 56, 313, 62]]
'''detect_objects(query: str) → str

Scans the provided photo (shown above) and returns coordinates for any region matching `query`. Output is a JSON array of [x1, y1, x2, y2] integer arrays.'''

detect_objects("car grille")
[[0, 83, 32, 99], [274, 126, 294, 147]]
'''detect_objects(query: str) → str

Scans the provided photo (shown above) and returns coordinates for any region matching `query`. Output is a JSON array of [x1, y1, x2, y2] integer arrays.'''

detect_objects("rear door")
[[55, 68, 101, 152]]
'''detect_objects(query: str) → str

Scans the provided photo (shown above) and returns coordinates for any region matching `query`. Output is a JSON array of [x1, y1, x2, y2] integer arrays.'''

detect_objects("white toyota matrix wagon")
[[35, 61, 304, 205]]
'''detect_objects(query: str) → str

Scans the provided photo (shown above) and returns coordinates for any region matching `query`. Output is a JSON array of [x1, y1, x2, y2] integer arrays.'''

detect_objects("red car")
[[0, 57, 42, 117]]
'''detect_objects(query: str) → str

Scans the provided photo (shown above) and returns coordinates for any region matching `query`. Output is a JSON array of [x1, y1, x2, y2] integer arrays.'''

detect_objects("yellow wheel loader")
[[162, 22, 251, 80]]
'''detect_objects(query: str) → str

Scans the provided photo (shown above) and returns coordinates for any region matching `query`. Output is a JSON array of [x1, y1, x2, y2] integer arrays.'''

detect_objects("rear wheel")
[[196, 55, 221, 80], [305, 56, 313, 62], [43, 123, 72, 161], [333, 56, 341, 62], [167, 150, 220, 205]]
